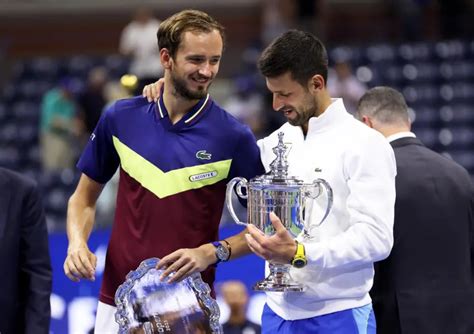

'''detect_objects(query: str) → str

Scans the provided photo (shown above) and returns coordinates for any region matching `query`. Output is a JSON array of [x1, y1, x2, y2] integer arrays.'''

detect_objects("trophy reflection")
[[226, 132, 333, 292]]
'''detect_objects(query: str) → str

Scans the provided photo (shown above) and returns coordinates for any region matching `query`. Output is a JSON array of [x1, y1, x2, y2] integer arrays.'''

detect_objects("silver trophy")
[[115, 258, 222, 334], [226, 132, 333, 292]]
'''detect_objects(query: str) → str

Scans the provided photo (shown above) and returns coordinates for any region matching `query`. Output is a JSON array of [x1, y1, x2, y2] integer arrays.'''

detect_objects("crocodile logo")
[[196, 150, 212, 160]]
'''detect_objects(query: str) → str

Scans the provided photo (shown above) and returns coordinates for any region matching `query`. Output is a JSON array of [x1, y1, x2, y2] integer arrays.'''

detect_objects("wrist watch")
[[212, 240, 231, 264], [291, 241, 307, 268]]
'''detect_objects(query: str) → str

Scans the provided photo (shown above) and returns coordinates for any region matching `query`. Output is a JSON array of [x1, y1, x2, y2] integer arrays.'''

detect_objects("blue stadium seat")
[[434, 40, 466, 60], [439, 104, 474, 124], [398, 42, 433, 62], [30, 57, 61, 80]]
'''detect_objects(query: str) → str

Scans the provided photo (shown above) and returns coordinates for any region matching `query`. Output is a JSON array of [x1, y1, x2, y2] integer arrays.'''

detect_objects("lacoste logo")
[[189, 171, 217, 182], [314, 168, 322, 172], [196, 150, 212, 160]]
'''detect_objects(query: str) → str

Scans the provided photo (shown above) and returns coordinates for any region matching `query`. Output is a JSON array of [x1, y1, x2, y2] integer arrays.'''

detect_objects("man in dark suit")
[[0, 167, 52, 334], [356, 86, 474, 334]]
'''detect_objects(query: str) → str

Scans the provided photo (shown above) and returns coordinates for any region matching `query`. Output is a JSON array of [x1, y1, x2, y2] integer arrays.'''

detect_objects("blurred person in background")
[[77, 67, 108, 140], [221, 281, 261, 334], [119, 6, 163, 95], [0, 167, 52, 334], [327, 59, 366, 115], [40, 77, 82, 171], [357, 86, 474, 334], [64, 9, 263, 333], [222, 75, 265, 139]]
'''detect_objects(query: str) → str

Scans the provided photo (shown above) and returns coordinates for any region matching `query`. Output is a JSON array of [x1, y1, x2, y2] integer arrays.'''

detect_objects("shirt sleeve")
[[305, 132, 397, 270], [76, 103, 120, 184]]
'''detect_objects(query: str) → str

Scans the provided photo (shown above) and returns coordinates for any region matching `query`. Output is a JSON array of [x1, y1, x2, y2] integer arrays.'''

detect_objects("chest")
[[116, 119, 234, 173]]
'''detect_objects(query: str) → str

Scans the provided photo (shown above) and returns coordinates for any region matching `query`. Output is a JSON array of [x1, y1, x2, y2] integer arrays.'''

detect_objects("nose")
[[198, 63, 213, 78], [273, 94, 283, 111]]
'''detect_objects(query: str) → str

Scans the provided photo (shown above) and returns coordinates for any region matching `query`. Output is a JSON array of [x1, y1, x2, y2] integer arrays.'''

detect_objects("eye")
[[210, 58, 220, 65], [188, 57, 204, 64]]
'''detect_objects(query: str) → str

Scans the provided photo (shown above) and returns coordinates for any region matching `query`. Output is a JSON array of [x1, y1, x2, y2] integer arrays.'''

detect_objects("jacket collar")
[[390, 136, 425, 149]]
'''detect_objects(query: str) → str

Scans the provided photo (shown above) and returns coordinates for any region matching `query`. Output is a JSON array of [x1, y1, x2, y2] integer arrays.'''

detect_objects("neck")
[[377, 125, 410, 138], [301, 92, 332, 135], [163, 76, 200, 124], [227, 310, 247, 326]]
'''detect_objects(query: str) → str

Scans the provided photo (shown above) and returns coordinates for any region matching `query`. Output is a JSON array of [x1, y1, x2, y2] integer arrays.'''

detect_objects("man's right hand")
[[64, 243, 97, 282], [142, 78, 165, 102]]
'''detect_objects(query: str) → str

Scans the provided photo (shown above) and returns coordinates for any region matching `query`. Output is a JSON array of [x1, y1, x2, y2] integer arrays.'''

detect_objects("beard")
[[170, 71, 211, 101], [287, 98, 318, 127]]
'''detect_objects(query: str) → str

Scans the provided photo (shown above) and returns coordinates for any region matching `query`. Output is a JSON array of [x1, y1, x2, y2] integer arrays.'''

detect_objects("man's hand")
[[142, 78, 165, 102], [156, 244, 215, 283], [245, 212, 297, 264], [64, 243, 97, 282]]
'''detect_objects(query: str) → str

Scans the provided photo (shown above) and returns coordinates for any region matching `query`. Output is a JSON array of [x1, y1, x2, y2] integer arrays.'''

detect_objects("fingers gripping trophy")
[[226, 132, 333, 292]]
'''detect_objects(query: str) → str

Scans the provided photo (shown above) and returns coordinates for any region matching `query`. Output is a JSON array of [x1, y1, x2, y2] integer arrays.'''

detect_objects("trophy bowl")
[[226, 132, 332, 292], [115, 258, 222, 334]]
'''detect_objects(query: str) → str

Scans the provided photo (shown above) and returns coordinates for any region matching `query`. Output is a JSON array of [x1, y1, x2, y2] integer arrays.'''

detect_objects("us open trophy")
[[226, 132, 333, 292], [115, 258, 222, 334]]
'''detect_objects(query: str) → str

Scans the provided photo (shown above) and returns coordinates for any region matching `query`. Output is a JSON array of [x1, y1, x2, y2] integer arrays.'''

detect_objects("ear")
[[308, 74, 325, 94], [160, 49, 173, 70], [361, 115, 374, 128]]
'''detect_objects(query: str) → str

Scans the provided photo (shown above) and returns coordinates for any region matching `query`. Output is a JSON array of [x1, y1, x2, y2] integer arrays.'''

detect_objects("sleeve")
[[305, 133, 397, 270], [228, 125, 265, 181], [77, 103, 120, 184], [20, 181, 52, 334], [470, 183, 474, 280]]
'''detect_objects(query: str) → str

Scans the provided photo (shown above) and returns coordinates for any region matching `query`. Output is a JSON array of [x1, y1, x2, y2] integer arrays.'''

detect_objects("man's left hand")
[[156, 244, 215, 283], [246, 212, 297, 264]]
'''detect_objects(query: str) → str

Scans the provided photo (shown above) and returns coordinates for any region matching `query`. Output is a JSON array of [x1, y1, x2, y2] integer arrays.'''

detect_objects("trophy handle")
[[226, 177, 248, 226], [302, 178, 333, 235]]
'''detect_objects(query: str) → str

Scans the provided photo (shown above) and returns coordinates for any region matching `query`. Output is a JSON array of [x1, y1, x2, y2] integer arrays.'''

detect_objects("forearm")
[[66, 193, 96, 248], [225, 228, 252, 260], [196, 229, 251, 266]]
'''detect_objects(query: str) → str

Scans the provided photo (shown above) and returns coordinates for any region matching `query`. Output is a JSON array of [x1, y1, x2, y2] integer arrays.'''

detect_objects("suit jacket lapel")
[[0, 170, 11, 238], [390, 136, 425, 149]]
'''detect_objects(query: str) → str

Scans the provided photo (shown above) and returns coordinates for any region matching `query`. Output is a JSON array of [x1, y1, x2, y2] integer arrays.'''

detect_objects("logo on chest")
[[196, 150, 212, 160], [189, 170, 218, 182]]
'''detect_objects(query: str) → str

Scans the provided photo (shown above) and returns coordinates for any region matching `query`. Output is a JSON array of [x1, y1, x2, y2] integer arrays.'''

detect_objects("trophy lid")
[[253, 132, 303, 187]]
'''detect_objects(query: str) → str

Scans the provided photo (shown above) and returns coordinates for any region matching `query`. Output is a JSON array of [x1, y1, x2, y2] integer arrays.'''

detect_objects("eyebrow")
[[185, 54, 221, 59]]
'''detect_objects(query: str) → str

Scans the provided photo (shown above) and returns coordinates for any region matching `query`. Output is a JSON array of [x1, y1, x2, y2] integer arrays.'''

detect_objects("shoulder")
[[102, 96, 153, 121], [108, 96, 151, 113], [207, 101, 254, 137], [0, 167, 37, 194], [345, 118, 393, 152]]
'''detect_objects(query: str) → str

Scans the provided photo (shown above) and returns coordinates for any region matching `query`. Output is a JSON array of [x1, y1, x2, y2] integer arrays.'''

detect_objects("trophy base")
[[253, 271, 305, 292]]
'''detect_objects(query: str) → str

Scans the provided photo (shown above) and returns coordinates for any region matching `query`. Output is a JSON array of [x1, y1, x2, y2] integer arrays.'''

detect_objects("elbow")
[[374, 232, 394, 262]]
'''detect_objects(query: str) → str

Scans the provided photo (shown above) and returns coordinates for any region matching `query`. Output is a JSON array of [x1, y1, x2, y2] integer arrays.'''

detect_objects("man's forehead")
[[266, 73, 298, 92]]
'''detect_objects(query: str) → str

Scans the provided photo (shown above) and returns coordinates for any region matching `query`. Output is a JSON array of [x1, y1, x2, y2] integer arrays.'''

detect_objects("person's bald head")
[[220, 281, 248, 311], [356, 86, 411, 137]]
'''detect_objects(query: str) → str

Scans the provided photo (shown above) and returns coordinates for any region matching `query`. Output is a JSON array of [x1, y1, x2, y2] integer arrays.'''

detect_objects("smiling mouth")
[[278, 106, 294, 116], [191, 76, 211, 85]]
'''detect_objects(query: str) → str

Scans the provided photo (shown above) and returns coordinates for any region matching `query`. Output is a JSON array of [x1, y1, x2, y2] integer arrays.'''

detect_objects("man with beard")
[[63, 10, 264, 333], [144, 30, 396, 333]]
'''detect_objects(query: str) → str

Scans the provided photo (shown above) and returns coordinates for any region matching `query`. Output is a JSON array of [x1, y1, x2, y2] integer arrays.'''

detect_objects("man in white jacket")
[[143, 30, 396, 334], [245, 30, 397, 333]]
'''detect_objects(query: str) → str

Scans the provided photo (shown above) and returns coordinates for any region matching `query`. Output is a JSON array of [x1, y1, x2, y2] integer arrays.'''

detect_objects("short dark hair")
[[258, 30, 328, 87], [357, 86, 410, 125], [157, 9, 225, 59]]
